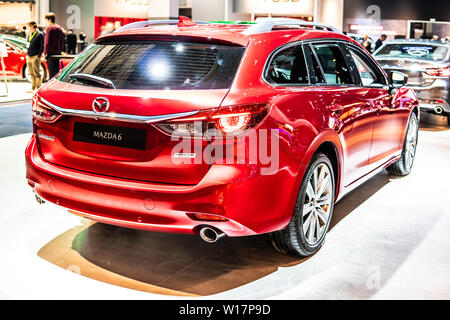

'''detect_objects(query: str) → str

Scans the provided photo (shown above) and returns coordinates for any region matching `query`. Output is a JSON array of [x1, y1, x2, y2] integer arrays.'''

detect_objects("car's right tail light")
[[425, 67, 450, 77], [155, 103, 270, 138]]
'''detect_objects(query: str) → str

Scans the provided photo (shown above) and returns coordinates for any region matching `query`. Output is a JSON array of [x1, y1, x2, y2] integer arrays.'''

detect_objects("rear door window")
[[312, 44, 355, 85], [303, 44, 325, 84], [57, 42, 246, 90]]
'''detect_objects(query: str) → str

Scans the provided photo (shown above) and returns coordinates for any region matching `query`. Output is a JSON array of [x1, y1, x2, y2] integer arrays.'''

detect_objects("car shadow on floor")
[[419, 123, 449, 132], [38, 172, 392, 297], [38, 221, 306, 296], [330, 171, 391, 230], [419, 112, 449, 131], [76, 224, 306, 296]]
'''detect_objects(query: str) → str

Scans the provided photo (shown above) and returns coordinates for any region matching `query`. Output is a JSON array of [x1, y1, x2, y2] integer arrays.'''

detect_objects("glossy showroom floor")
[[0, 110, 449, 299]]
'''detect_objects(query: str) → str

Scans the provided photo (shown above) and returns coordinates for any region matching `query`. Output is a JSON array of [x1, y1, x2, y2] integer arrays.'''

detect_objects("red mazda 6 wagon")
[[26, 18, 419, 257]]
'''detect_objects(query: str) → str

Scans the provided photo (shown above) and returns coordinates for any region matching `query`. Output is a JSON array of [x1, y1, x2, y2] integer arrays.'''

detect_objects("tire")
[[386, 112, 419, 176], [24, 64, 47, 83], [24, 66, 31, 83], [269, 153, 335, 257]]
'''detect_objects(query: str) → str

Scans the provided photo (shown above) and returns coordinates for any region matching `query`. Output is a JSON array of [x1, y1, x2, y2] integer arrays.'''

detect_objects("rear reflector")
[[187, 213, 229, 222]]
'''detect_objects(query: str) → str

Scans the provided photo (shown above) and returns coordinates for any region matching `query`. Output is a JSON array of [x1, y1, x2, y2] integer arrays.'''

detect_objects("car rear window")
[[266, 45, 310, 85], [313, 44, 355, 85], [375, 43, 449, 61], [57, 41, 246, 90]]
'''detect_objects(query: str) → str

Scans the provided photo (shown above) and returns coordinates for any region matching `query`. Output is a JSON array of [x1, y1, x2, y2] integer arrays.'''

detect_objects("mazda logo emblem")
[[92, 97, 110, 114]]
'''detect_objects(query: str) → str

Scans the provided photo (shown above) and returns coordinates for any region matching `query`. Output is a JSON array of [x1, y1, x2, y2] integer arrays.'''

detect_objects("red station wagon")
[[26, 18, 419, 257], [0, 36, 49, 83]]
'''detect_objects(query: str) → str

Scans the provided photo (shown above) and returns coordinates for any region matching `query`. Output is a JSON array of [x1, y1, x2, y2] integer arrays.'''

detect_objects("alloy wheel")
[[302, 163, 333, 246], [405, 115, 418, 170]]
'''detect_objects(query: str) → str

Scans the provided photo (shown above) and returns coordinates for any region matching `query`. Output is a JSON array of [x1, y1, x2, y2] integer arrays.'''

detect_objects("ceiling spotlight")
[[150, 62, 169, 80], [175, 44, 184, 52]]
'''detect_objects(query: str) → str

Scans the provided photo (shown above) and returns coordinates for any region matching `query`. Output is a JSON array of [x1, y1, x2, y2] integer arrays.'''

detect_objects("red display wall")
[[95, 16, 147, 39]]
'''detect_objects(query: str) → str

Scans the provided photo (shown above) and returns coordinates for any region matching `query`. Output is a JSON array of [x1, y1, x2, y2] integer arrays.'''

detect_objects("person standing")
[[43, 12, 64, 79], [362, 35, 372, 53], [79, 31, 87, 51], [25, 21, 44, 92], [374, 34, 387, 51], [66, 29, 77, 54]]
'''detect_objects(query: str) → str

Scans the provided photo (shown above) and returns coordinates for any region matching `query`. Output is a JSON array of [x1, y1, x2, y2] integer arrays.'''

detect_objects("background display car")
[[26, 18, 419, 257], [0, 35, 48, 83], [374, 39, 450, 125], [0, 34, 28, 49]]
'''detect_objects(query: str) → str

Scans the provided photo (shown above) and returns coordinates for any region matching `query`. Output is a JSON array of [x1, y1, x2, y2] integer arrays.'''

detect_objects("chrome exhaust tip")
[[35, 194, 45, 205], [435, 106, 444, 114], [199, 227, 226, 243]]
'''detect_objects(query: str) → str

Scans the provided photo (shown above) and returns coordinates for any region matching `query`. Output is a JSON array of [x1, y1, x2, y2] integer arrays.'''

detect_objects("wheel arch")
[[300, 131, 344, 200], [412, 105, 419, 119], [401, 105, 420, 143], [315, 141, 340, 196], [21, 63, 27, 78]]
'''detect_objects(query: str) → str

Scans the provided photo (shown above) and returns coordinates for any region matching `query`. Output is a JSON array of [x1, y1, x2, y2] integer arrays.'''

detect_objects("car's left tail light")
[[32, 95, 62, 123], [155, 103, 270, 138]]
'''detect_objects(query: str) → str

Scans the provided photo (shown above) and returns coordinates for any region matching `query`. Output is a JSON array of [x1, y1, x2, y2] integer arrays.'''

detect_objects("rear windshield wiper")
[[68, 73, 116, 89]]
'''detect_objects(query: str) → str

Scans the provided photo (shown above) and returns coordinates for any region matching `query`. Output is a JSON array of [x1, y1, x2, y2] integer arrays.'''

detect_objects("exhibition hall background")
[[0, 0, 449, 46]]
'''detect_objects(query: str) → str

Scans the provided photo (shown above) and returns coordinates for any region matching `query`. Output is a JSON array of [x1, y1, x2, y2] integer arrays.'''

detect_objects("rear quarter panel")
[[221, 34, 349, 222]]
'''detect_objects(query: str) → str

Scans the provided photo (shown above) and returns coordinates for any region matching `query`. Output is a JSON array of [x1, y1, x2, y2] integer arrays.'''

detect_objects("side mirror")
[[388, 71, 408, 94]]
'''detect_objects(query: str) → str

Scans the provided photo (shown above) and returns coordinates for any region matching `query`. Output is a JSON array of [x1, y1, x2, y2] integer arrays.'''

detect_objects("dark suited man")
[[25, 21, 44, 92], [66, 29, 77, 54], [374, 34, 387, 52], [43, 12, 64, 78]]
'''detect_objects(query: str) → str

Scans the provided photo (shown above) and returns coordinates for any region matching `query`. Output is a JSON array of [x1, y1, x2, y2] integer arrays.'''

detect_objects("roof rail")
[[242, 18, 341, 36], [115, 18, 210, 33]]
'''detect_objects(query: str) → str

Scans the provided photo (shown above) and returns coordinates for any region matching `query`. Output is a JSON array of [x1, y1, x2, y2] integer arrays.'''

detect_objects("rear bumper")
[[418, 101, 450, 115], [410, 78, 450, 114], [25, 135, 298, 237]]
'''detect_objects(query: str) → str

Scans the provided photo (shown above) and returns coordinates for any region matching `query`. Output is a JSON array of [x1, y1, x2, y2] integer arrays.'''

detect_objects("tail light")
[[425, 67, 450, 77], [155, 103, 270, 138], [32, 95, 62, 123]]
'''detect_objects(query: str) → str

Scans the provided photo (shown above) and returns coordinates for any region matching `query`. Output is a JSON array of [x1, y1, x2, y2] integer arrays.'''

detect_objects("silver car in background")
[[374, 40, 450, 126]]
